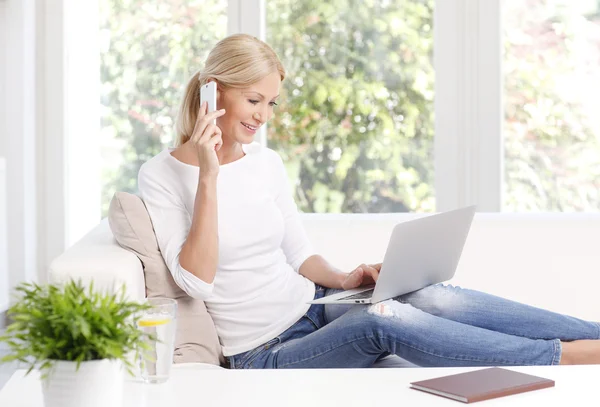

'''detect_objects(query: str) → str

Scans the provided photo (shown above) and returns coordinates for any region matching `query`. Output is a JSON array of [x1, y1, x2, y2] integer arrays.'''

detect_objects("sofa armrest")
[[48, 219, 146, 302]]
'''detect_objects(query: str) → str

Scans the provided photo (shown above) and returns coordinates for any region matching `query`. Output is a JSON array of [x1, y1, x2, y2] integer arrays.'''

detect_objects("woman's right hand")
[[189, 101, 226, 178]]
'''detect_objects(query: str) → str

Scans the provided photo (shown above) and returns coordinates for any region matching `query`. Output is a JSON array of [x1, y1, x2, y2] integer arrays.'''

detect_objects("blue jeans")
[[228, 284, 600, 369]]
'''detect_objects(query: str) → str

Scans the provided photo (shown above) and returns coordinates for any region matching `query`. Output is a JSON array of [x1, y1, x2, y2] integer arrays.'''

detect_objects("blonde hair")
[[174, 34, 286, 146]]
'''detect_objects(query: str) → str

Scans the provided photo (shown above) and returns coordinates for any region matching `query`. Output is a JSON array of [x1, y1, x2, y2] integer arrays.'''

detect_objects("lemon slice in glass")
[[138, 317, 171, 327]]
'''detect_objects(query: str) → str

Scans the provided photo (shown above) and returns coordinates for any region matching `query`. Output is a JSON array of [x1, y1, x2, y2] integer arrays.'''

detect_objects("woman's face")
[[216, 71, 281, 145]]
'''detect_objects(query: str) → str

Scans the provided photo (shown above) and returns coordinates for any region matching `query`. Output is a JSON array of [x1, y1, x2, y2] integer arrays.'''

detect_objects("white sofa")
[[48, 212, 600, 366]]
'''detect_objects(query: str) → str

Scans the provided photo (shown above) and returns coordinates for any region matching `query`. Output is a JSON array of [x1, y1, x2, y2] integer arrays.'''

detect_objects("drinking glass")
[[137, 298, 177, 384]]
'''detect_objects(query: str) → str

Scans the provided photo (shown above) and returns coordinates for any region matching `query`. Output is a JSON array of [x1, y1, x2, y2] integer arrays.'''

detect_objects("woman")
[[138, 34, 600, 369]]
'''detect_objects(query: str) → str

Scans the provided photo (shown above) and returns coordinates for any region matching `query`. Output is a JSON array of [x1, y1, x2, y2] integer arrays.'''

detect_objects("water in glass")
[[138, 298, 177, 384]]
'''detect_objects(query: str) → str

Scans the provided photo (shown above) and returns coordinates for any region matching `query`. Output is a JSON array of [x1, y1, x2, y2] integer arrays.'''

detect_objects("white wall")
[[63, 0, 101, 249], [0, 2, 5, 149], [37, 0, 102, 276], [1, 0, 38, 300], [0, 158, 8, 312], [0, 0, 103, 303], [0, 1, 8, 313], [37, 0, 67, 285]]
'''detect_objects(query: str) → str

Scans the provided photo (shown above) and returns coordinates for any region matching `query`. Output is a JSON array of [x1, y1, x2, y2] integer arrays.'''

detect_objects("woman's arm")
[[268, 149, 380, 290], [299, 256, 382, 290], [179, 104, 225, 284], [178, 175, 218, 284], [299, 255, 347, 289], [139, 168, 215, 299], [139, 166, 219, 299], [139, 104, 225, 299]]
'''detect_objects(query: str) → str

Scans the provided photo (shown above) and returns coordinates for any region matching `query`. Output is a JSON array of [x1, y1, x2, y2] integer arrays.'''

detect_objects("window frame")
[[434, 0, 502, 212], [237, 0, 503, 212]]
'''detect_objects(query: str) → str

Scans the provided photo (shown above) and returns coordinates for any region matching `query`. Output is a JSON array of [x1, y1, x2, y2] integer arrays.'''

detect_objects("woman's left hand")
[[341, 263, 381, 290]]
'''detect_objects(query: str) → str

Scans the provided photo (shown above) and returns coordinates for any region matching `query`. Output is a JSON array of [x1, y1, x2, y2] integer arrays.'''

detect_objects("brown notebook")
[[410, 367, 555, 403]]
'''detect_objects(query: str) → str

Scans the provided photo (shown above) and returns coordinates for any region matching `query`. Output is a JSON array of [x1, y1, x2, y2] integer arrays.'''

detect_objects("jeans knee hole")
[[367, 301, 398, 319]]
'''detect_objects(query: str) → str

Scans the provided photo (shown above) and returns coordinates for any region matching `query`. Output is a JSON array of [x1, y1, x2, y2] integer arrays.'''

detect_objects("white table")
[[0, 364, 598, 406]]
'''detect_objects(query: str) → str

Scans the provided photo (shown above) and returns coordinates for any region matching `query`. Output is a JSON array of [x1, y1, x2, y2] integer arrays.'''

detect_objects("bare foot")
[[560, 340, 600, 365]]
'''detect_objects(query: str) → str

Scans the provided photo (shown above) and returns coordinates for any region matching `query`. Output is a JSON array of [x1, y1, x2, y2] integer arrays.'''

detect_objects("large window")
[[266, 0, 435, 213], [99, 0, 227, 216], [503, 0, 600, 211], [94, 0, 599, 220]]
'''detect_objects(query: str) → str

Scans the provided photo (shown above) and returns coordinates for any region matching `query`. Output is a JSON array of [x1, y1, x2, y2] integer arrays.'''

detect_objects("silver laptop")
[[308, 206, 476, 305]]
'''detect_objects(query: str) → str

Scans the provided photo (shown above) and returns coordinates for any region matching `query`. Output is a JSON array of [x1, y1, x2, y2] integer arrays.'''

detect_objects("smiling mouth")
[[242, 122, 258, 131]]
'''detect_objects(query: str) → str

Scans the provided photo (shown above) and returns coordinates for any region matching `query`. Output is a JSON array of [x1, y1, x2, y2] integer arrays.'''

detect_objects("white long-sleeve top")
[[138, 142, 316, 356]]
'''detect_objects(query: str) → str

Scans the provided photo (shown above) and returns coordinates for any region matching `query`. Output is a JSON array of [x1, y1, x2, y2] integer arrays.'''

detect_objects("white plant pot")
[[41, 359, 124, 407]]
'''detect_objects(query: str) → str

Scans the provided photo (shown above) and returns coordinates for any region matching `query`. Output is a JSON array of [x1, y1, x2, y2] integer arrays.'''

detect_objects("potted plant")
[[0, 280, 152, 407]]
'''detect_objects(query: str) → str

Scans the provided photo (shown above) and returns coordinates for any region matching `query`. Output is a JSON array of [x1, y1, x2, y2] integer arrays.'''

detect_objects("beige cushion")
[[108, 191, 224, 366]]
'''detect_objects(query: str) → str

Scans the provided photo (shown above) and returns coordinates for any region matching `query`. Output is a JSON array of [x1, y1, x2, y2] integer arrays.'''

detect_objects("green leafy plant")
[[0, 280, 152, 378]]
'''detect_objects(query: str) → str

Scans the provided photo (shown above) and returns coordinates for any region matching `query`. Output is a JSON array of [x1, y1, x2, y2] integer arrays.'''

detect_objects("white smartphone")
[[200, 81, 217, 125]]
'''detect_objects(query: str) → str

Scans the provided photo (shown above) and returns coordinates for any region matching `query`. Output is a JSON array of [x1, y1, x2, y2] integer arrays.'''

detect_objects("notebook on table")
[[409, 367, 555, 404]]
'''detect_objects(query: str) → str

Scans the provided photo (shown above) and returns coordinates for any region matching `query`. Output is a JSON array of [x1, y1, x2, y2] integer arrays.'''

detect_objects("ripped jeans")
[[228, 284, 600, 369]]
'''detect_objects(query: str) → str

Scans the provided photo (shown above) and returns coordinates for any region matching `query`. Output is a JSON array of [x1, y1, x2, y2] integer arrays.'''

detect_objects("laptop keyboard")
[[340, 289, 374, 300]]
